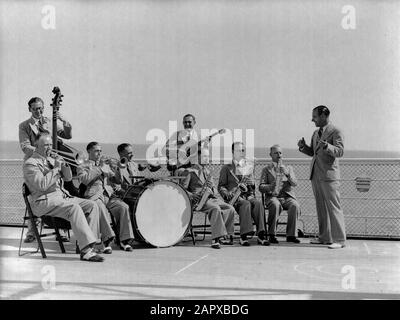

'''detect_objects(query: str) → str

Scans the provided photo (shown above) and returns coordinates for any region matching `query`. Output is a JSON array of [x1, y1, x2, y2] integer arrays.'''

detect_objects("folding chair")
[[18, 183, 79, 258], [189, 210, 210, 245]]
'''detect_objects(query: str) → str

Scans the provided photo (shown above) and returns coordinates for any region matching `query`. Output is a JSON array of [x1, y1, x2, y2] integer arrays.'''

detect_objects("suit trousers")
[[266, 197, 299, 237], [104, 196, 134, 242], [311, 179, 346, 244], [201, 198, 235, 240], [235, 198, 265, 236], [30, 195, 99, 249], [92, 198, 116, 243]]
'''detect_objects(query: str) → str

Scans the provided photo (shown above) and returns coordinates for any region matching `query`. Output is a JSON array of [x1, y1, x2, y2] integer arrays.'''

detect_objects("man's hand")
[[100, 164, 114, 177], [318, 139, 329, 149], [279, 164, 290, 176], [192, 193, 202, 203], [205, 179, 213, 189], [53, 157, 63, 170], [298, 137, 306, 149], [55, 111, 69, 124]]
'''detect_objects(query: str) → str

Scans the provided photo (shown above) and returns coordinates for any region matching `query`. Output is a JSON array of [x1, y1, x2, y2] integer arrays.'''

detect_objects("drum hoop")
[[131, 179, 193, 248]]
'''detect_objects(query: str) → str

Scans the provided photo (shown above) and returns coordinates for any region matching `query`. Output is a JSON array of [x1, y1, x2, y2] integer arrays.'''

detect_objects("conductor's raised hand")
[[298, 137, 306, 148]]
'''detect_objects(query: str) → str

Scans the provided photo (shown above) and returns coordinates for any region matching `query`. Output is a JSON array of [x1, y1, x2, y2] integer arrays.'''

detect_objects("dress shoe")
[[257, 237, 270, 246], [103, 246, 113, 254], [286, 236, 300, 243], [24, 235, 36, 243], [239, 238, 250, 246], [268, 236, 279, 244], [120, 242, 133, 251], [56, 235, 69, 242], [80, 249, 104, 262], [328, 243, 345, 249], [220, 236, 234, 245], [211, 240, 221, 249]]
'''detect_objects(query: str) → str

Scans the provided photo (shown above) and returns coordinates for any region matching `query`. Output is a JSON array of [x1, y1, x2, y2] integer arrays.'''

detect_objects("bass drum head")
[[134, 180, 192, 247]]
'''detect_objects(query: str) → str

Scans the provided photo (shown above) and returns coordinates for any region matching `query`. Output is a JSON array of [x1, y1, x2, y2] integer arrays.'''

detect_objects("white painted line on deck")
[[363, 242, 371, 255], [174, 254, 209, 275]]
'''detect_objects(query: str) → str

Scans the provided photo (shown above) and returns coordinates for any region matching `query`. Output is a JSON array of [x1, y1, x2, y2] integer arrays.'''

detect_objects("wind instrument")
[[194, 168, 213, 211], [273, 159, 284, 195], [229, 174, 249, 206], [48, 150, 86, 168]]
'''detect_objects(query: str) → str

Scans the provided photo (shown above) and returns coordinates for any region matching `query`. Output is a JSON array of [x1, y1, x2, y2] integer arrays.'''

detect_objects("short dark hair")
[[86, 141, 99, 152], [28, 97, 44, 108], [117, 143, 131, 154], [313, 105, 330, 117], [232, 141, 244, 153], [183, 114, 195, 121]]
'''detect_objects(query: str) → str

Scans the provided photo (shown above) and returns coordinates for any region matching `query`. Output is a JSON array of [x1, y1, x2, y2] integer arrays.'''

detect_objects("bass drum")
[[124, 179, 192, 248]]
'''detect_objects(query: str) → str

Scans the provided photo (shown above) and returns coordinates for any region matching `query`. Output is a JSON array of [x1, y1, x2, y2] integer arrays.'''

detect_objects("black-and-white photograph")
[[0, 0, 399, 304]]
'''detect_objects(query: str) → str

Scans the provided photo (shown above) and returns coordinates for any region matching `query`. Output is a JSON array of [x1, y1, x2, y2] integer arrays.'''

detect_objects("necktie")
[[318, 128, 323, 139], [38, 118, 49, 134]]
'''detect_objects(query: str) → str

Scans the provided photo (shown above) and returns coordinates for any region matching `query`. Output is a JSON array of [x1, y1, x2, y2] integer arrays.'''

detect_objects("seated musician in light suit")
[[218, 142, 269, 246], [19, 97, 73, 243], [259, 145, 301, 244], [77, 142, 134, 252], [23, 133, 104, 262], [178, 148, 235, 249]]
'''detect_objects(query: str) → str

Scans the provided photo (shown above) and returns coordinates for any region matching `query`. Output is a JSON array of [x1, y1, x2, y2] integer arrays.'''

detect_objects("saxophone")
[[194, 168, 213, 211], [229, 179, 248, 206]]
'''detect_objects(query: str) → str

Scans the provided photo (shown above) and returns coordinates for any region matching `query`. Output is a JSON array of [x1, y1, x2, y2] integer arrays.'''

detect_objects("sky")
[[1, 0, 399, 153]]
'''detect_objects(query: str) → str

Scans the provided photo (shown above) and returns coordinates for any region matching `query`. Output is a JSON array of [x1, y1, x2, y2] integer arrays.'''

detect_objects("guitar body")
[[166, 128, 226, 171]]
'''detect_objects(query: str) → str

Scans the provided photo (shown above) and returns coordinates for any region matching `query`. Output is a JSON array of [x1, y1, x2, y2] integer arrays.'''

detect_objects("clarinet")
[[274, 159, 283, 195]]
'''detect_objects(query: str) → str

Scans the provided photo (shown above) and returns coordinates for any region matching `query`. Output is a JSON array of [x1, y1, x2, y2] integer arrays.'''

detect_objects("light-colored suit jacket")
[[259, 163, 297, 200], [300, 123, 344, 181], [23, 152, 72, 203], [19, 116, 72, 160], [77, 160, 116, 201]]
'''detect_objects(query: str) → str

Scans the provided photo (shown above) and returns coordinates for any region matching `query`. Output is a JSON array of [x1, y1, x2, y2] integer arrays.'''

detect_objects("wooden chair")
[[18, 183, 79, 258]]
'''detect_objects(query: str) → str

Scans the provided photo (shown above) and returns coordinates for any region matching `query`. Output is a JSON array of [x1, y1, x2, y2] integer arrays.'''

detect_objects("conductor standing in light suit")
[[298, 105, 346, 249]]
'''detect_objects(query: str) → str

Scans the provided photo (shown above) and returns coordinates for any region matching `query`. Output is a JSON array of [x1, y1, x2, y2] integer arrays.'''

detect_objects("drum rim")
[[130, 179, 193, 248]]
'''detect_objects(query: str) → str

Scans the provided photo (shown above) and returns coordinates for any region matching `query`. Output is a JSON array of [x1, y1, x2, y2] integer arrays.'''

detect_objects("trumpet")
[[48, 150, 86, 168], [99, 155, 128, 169], [50, 148, 87, 166]]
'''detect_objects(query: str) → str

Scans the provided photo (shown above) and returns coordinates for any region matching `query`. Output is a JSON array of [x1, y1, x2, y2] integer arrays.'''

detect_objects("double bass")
[[50, 87, 80, 196]]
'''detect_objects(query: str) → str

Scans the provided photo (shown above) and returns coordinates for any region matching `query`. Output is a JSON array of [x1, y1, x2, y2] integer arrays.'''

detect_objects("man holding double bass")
[[19, 95, 74, 243]]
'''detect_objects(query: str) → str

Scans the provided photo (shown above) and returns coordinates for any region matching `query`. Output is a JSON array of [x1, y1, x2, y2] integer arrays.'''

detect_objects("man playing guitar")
[[164, 114, 225, 174]]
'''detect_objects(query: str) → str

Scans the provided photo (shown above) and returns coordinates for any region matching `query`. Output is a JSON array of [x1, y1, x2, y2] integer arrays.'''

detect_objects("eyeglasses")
[[31, 107, 44, 111]]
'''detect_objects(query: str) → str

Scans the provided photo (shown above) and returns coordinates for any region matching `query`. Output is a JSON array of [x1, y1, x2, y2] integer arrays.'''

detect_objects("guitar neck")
[[197, 131, 220, 146]]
